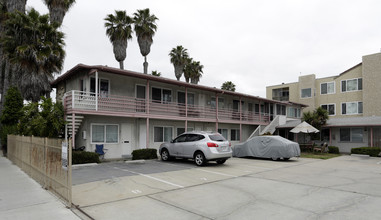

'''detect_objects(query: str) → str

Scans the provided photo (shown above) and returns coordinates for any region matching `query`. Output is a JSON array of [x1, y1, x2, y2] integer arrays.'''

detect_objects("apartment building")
[[52, 64, 304, 159], [266, 52, 381, 152]]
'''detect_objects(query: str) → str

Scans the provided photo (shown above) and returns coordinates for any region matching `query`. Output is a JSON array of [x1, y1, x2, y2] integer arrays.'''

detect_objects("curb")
[[350, 154, 370, 158], [125, 159, 145, 164], [72, 163, 98, 169]]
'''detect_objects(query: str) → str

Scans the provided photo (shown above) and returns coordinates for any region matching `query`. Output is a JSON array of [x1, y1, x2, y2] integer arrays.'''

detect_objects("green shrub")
[[132, 148, 158, 160], [351, 147, 381, 157], [72, 151, 100, 164], [328, 146, 340, 154]]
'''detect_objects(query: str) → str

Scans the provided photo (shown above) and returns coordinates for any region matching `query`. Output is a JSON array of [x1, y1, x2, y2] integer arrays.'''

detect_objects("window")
[[340, 128, 363, 142], [187, 134, 205, 142], [90, 78, 109, 97], [320, 129, 330, 141], [341, 78, 362, 92], [301, 88, 312, 98], [91, 124, 118, 144], [272, 87, 289, 101], [277, 105, 286, 115], [211, 97, 224, 109], [342, 102, 363, 115], [177, 92, 195, 105], [287, 107, 301, 118], [176, 127, 194, 136], [321, 82, 335, 94], [218, 128, 228, 139], [152, 87, 172, 103], [231, 129, 240, 141], [321, 104, 335, 115], [154, 126, 173, 142]]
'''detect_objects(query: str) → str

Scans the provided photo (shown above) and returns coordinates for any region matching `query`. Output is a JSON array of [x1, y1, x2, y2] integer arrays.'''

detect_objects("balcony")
[[64, 91, 270, 125]]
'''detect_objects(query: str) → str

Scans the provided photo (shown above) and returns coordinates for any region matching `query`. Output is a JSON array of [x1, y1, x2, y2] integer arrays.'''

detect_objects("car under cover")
[[233, 135, 300, 160]]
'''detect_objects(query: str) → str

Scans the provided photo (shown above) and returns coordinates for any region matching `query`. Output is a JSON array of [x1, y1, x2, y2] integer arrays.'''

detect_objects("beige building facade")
[[266, 52, 381, 152]]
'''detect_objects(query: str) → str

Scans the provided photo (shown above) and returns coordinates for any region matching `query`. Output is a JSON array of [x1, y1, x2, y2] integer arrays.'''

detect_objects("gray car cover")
[[233, 136, 300, 159]]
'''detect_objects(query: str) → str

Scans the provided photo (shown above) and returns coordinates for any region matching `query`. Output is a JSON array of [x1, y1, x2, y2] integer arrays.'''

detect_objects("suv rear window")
[[209, 134, 226, 142]]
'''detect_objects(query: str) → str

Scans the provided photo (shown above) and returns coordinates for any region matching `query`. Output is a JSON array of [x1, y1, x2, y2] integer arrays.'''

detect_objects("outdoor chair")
[[95, 144, 107, 159], [314, 142, 327, 153]]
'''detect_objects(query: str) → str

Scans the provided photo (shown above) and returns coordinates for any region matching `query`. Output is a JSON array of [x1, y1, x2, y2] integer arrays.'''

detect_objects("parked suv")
[[159, 131, 232, 166]]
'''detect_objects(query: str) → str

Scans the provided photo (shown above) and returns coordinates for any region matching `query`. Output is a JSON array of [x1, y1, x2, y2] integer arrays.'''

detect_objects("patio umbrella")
[[290, 121, 319, 143], [290, 121, 319, 134]]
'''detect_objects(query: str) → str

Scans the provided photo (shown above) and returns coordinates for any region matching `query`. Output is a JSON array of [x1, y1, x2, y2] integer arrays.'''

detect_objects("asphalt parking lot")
[[72, 156, 381, 220]]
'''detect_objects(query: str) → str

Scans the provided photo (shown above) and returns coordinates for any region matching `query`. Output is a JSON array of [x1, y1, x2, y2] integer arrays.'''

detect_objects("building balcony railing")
[[64, 91, 271, 124]]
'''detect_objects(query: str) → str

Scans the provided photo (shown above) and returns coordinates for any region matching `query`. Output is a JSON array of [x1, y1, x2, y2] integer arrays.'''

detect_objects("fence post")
[[68, 140, 72, 207]]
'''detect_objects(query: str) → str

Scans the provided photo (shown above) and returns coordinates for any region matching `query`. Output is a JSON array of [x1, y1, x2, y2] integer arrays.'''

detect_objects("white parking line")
[[197, 169, 238, 178], [113, 167, 184, 188]]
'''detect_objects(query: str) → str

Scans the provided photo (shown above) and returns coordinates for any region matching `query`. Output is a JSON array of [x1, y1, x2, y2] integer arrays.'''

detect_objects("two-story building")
[[52, 64, 304, 159], [266, 52, 381, 153]]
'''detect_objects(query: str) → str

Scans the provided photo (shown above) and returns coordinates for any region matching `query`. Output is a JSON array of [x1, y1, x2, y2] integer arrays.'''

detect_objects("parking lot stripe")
[[113, 167, 184, 188], [197, 169, 238, 178]]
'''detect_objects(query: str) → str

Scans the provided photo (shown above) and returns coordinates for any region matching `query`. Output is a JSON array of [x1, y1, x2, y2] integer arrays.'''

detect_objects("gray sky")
[[27, 0, 381, 98]]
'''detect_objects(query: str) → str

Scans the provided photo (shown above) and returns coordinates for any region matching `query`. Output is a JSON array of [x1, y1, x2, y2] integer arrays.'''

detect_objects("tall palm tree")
[[133, 8, 158, 74], [183, 58, 193, 83], [43, 0, 76, 25], [1, 8, 65, 102], [5, 0, 26, 13], [169, 45, 189, 81], [104, 10, 133, 70], [221, 81, 236, 91], [190, 61, 203, 84]]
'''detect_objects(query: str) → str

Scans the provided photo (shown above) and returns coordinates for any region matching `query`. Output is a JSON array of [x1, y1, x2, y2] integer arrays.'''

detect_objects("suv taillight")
[[229, 142, 231, 147], [207, 142, 218, 147]]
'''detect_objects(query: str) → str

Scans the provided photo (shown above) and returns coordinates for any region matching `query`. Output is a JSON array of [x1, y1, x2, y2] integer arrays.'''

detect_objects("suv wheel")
[[194, 152, 206, 166], [161, 149, 170, 161]]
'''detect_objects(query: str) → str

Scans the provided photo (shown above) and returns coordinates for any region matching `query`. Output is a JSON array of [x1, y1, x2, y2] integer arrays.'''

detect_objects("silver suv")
[[159, 131, 232, 166]]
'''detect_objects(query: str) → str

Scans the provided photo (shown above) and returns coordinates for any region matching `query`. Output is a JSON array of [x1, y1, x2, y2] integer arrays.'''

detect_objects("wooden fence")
[[7, 135, 72, 206]]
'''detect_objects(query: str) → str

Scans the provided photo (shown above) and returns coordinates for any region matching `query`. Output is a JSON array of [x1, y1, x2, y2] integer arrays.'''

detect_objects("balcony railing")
[[64, 91, 270, 124]]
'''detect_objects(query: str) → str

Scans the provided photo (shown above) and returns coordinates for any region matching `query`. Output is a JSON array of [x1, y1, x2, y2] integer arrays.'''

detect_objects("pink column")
[[72, 113, 75, 149], [215, 93, 219, 131], [146, 80, 150, 149], [185, 87, 188, 131], [371, 127, 373, 147]]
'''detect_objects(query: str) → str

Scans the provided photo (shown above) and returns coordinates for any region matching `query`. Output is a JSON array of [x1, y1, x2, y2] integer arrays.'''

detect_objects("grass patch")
[[300, 152, 341, 160]]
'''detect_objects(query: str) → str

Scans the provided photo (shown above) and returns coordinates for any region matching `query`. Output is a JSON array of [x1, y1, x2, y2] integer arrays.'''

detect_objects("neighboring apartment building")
[[266, 52, 381, 152], [52, 64, 304, 159]]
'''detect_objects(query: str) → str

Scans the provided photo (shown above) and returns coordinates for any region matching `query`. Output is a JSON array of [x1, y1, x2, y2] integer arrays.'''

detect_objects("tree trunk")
[[48, 6, 66, 25], [5, 0, 27, 13], [119, 61, 124, 70], [143, 56, 148, 74], [174, 65, 184, 81], [112, 39, 127, 69]]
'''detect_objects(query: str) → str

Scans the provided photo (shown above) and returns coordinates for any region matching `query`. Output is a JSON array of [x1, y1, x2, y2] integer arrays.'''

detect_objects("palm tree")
[[221, 81, 236, 91], [183, 58, 193, 83], [1, 8, 65, 102], [133, 8, 158, 74], [190, 61, 203, 84], [151, 70, 161, 76], [5, 0, 26, 13], [43, 0, 76, 25], [105, 10, 133, 70], [169, 45, 189, 81]]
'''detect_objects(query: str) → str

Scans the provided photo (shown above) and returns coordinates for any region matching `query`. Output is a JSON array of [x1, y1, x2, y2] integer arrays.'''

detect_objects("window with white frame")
[[342, 102, 363, 115], [301, 88, 312, 98], [152, 87, 172, 103], [154, 126, 173, 142], [91, 124, 118, 144], [321, 82, 335, 94], [177, 91, 195, 105], [321, 104, 335, 115], [341, 78, 362, 92], [218, 128, 228, 139], [340, 127, 363, 142], [176, 127, 194, 136], [287, 107, 301, 118], [210, 97, 224, 109], [231, 129, 240, 141]]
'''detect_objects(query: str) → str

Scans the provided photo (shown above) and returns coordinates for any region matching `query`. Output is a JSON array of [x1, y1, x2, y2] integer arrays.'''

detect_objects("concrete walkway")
[[0, 154, 80, 220]]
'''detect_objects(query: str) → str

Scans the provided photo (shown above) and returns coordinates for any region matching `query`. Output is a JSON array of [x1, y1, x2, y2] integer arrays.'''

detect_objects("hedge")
[[132, 148, 158, 160], [351, 147, 381, 157], [72, 151, 100, 164], [328, 146, 340, 154]]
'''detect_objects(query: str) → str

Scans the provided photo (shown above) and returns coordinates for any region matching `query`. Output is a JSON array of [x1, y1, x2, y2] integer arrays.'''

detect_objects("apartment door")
[[121, 123, 132, 157]]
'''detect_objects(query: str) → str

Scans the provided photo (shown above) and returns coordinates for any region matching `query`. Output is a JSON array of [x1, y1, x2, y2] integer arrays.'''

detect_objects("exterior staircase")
[[66, 115, 84, 137], [248, 115, 287, 140]]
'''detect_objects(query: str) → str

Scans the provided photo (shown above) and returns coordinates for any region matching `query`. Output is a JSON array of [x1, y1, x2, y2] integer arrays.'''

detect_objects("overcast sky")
[[27, 0, 381, 98]]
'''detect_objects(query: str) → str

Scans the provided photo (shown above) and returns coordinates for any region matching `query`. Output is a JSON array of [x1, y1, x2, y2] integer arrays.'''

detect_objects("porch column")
[[71, 113, 75, 149], [239, 97, 242, 142], [146, 80, 150, 149], [371, 127, 373, 147], [215, 93, 219, 131], [185, 87, 188, 131], [259, 101, 262, 122], [95, 71, 98, 111], [329, 128, 332, 145]]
